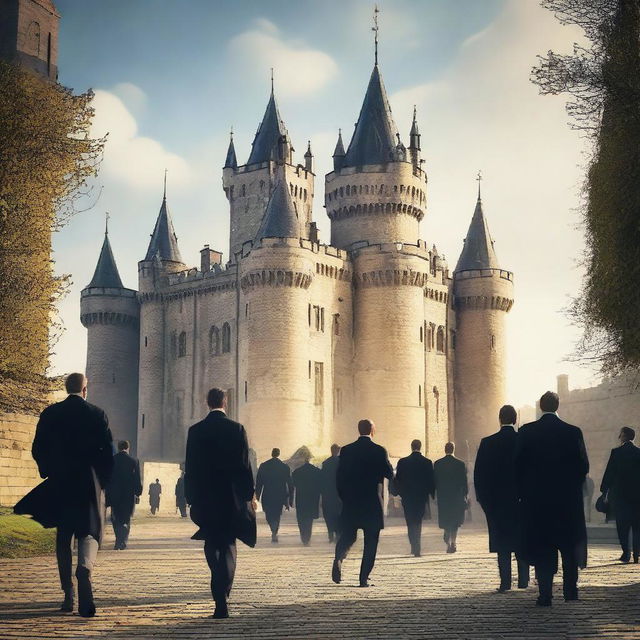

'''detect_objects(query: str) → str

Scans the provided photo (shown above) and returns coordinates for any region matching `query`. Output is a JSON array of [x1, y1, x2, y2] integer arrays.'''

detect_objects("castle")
[[80, 45, 514, 465]]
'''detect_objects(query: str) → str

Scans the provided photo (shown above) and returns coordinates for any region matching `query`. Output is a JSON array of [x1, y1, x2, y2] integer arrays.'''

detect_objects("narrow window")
[[141, 413, 145, 429], [418, 385, 422, 406], [209, 326, 220, 355], [178, 331, 187, 357], [333, 388, 343, 416], [436, 326, 445, 353], [144, 336, 148, 347], [244, 381, 248, 402], [222, 322, 231, 353], [308, 303, 312, 326], [171, 331, 177, 359], [314, 362, 324, 405], [333, 314, 340, 336], [419, 326, 423, 343], [433, 387, 440, 422], [321, 307, 325, 332], [490, 334, 496, 351], [308, 360, 312, 379]]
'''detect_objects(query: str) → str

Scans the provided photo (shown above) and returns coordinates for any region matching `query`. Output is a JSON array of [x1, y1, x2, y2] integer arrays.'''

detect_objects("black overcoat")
[[601, 441, 640, 520], [434, 455, 468, 530], [175, 475, 187, 508], [184, 410, 255, 545], [255, 457, 293, 512], [474, 426, 521, 553], [15, 395, 113, 545], [106, 451, 142, 518], [395, 451, 435, 516], [321, 455, 341, 519], [337, 436, 394, 531], [515, 413, 589, 567], [292, 462, 322, 519]]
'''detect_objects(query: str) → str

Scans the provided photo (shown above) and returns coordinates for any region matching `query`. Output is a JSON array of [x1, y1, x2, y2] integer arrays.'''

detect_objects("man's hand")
[[250, 496, 258, 512]]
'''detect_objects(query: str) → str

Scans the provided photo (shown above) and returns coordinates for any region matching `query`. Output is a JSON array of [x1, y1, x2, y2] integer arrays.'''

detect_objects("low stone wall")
[[140, 461, 183, 516]]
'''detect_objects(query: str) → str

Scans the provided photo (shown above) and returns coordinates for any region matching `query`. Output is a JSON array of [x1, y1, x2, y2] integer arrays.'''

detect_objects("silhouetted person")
[[185, 388, 255, 619], [106, 440, 142, 550], [395, 439, 435, 557], [149, 479, 161, 515], [601, 426, 640, 563], [434, 442, 468, 553], [175, 472, 187, 518], [17, 373, 113, 617], [321, 444, 342, 542], [583, 475, 595, 524], [255, 448, 293, 543], [332, 419, 393, 587], [292, 453, 322, 545], [474, 405, 529, 592], [516, 391, 589, 607]]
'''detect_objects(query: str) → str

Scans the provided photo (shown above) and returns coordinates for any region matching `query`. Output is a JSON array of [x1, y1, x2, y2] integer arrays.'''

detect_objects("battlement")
[[224, 160, 314, 180], [454, 268, 514, 283], [326, 161, 426, 181], [81, 286, 137, 299]]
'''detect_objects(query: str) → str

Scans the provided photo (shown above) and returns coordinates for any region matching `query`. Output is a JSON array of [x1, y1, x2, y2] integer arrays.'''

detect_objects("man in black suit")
[[185, 388, 255, 619], [148, 478, 161, 515], [434, 442, 468, 553], [175, 471, 188, 518], [292, 452, 322, 545], [474, 405, 529, 592], [321, 444, 342, 542], [28, 373, 113, 617], [601, 426, 640, 563], [106, 440, 142, 550], [516, 391, 589, 607], [255, 448, 293, 543], [332, 419, 393, 587], [395, 439, 435, 557]]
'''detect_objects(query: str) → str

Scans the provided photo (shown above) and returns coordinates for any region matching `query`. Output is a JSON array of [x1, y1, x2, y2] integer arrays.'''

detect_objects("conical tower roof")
[[87, 230, 124, 289], [224, 131, 237, 169], [247, 87, 288, 165], [455, 197, 500, 272], [144, 191, 183, 263], [344, 65, 400, 167], [333, 129, 346, 157], [256, 174, 299, 240]]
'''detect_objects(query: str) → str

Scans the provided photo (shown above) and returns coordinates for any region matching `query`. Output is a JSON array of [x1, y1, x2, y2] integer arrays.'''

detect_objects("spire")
[[256, 170, 300, 240], [87, 220, 124, 289], [144, 179, 183, 263], [224, 128, 238, 169], [372, 5, 380, 66], [409, 105, 420, 147], [476, 169, 482, 201], [247, 79, 290, 165], [304, 140, 313, 172], [332, 129, 346, 171]]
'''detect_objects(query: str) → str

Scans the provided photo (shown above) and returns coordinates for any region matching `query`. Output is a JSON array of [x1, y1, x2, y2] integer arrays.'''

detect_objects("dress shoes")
[[517, 582, 529, 590], [271, 533, 278, 543], [212, 604, 229, 619], [620, 551, 631, 563], [536, 596, 552, 607], [496, 585, 511, 593], [331, 559, 342, 584], [564, 595, 579, 602], [60, 589, 74, 612], [358, 581, 370, 588]]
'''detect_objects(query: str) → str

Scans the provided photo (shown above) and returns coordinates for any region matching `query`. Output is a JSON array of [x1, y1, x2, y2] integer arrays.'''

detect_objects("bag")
[[595, 492, 609, 514]]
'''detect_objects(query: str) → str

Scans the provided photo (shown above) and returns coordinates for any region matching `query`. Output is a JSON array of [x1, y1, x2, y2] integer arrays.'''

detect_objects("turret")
[[80, 220, 140, 451], [304, 140, 313, 173], [453, 183, 514, 462], [224, 129, 237, 170], [332, 129, 346, 172], [409, 106, 421, 168]]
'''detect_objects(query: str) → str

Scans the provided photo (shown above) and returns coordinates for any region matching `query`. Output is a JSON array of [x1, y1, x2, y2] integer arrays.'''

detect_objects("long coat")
[[337, 436, 394, 531], [106, 451, 142, 518], [434, 455, 468, 530], [255, 457, 293, 512], [321, 455, 341, 519], [292, 462, 322, 520], [395, 451, 435, 516], [474, 426, 521, 553], [184, 410, 255, 545], [16, 395, 113, 544], [148, 482, 162, 509], [515, 413, 589, 567], [601, 441, 640, 520], [175, 475, 187, 508]]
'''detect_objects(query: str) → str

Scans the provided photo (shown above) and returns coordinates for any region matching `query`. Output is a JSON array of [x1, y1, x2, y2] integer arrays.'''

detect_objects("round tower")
[[81, 226, 140, 451], [453, 191, 514, 461]]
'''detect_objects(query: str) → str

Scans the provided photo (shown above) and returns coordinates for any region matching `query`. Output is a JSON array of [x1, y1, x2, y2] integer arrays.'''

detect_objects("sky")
[[51, 0, 600, 408]]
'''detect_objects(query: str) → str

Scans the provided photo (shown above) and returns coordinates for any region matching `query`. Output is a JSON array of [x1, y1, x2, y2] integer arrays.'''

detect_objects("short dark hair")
[[155, 478, 159, 482], [499, 405, 517, 425], [271, 448, 280, 458], [621, 426, 636, 441], [65, 373, 86, 394], [411, 439, 421, 451], [445, 442, 455, 454], [207, 387, 225, 409], [117, 440, 129, 451], [358, 419, 373, 436], [539, 391, 560, 413], [330, 443, 340, 456]]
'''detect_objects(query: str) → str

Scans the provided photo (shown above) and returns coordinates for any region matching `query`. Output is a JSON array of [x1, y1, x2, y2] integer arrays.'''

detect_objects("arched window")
[[333, 314, 340, 336], [339, 187, 344, 197], [346, 185, 350, 195], [170, 331, 177, 359], [222, 322, 231, 353], [241, 184, 246, 197], [490, 334, 496, 351], [436, 326, 446, 353], [27, 21, 40, 55], [427, 323, 436, 351], [178, 331, 187, 357], [209, 326, 220, 355], [365, 185, 370, 194], [433, 386, 440, 422], [259, 180, 265, 191]]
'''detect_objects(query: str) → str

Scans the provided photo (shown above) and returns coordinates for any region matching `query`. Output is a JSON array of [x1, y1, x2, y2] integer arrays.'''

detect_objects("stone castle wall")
[[0, 412, 40, 506]]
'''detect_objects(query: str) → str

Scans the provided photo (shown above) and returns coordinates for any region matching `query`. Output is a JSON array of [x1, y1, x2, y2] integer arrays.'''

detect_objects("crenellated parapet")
[[354, 268, 428, 289], [80, 310, 139, 328], [240, 268, 313, 293], [454, 294, 514, 312]]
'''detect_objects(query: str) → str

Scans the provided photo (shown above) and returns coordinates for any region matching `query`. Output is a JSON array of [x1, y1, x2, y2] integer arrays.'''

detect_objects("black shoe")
[[634, 553, 639, 564], [564, 595, 579, 602], [212, 604, 229, 619], [332, 559, 342, 584], [497, 585, 511, 593], [359, 580, 370, 588], [271, 533, 278, 543], [60, 589, 74, 612], [620, 552, 631, 563], [413, 551, 422, 558], [517, 582, 529, 590], [536, 596, 552, 607], [76, 567, 95, 618]]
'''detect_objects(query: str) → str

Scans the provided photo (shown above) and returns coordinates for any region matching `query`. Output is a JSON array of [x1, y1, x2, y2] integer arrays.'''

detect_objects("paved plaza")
[[0, 514, 639, 639]]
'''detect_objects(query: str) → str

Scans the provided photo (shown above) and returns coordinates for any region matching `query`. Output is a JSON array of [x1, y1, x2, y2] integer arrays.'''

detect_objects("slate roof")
[[224, 133, 238, 169], [247, 90, 288, 165], [256, 176, 299, 240], [144, 196, 183, 263], [87, 232, 124, 289], [455, 197, 501, 272]]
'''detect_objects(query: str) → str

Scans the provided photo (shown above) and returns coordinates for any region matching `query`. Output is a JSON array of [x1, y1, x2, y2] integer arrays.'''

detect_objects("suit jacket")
[[185, 410, 255, 545], [434, 455, 468, 530], [515, 413, 589, 565], [337, 436, 394, 530], [175, 475, 187, 506], [395, 451, 435, 507], [321, 455, 342, 517], [16, 395, 113, 543], [474, 425, 520, 552], [106, 451, 142, 515], [292, 462, 322, 519], [601, 441, 640, 515], [255, 457, 293, 512]]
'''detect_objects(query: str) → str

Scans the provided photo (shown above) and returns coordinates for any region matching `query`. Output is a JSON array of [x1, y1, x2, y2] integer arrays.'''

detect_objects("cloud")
[[111, 82, 147, 115], [228, 19, 338, 98], [90, 89, 190, 190]]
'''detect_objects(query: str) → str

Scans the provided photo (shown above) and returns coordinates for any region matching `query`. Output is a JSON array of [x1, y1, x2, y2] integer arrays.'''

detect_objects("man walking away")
[[149, 479, 161, 515], [106, 440, 142, 550], [395, 439, 435, 557], [185, 388, 256, 619], [255, 448, 293, 543], [321, 444, 342, 542], [332, 419, 393, 587], [434, 442, 468, 553], [17, 373, 113, 617], [292, 452, 322, 545], [601, 426, 640, 563], [516, 391, 589, 607], [175, 471, 188, 518], [474, 405, 529, 592]]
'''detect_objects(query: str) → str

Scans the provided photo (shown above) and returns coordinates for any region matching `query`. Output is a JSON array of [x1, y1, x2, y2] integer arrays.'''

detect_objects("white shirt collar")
[[541, 411, 558, 416], [210, 408, 226, 414], [500, 424, 515, 428], [359, 434, 372, 439]]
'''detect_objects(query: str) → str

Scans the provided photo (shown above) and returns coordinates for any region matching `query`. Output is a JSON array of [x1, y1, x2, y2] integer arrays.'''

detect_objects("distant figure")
[[321, 444, 342, 542], [106, 440, 142, 550], [16, 373, 113, 617], [149, 479, 162, 515], [332, 419, 393, 587], [255, 448, 293, 543], [434, 442, 468, 553], [175, 472, 187, 518], [516, 391, 589, 606], [583, 475, 595, 523], [395, 439, 435, 557], [601, 426, 640, 563], [292, 453, 322, 545], [185, 388, 256, 619], [474, 405, 529, 592]]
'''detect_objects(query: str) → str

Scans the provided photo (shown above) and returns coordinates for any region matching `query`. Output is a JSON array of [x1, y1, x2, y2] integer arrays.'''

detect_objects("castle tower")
[[137, 184, 185, 460], [0, 0, 59, 81], [453, 186, 514, 461], [81, 221, 140, 451], [223, 82, 314, 258]]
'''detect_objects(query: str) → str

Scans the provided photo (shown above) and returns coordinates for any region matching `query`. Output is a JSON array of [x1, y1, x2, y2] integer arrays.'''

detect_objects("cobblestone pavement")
[[1, 514, 639, 639]]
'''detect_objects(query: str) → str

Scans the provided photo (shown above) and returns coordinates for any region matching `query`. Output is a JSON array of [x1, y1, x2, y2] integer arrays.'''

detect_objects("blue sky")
[[51, 0, 598, 408]]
